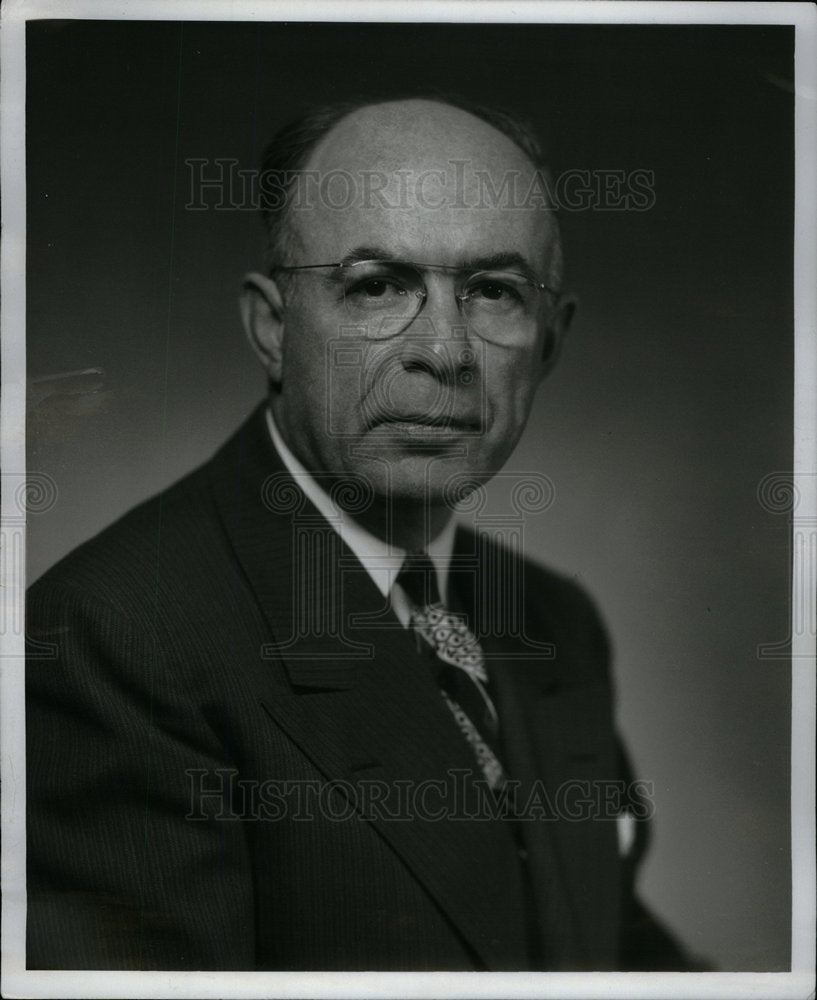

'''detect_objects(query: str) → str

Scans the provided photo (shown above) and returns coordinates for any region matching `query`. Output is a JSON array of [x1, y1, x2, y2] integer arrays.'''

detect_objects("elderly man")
[[26, 96, 690, 971]]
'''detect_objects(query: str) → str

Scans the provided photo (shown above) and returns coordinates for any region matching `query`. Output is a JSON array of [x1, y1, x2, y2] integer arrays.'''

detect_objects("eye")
[[469, 279, 521, 303], [351, 277, 408, 299], [343, 268, 414, 312]]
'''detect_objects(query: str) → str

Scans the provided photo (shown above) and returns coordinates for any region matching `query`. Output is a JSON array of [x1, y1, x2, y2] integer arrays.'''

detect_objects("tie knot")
[[396, 552, 442, 609]]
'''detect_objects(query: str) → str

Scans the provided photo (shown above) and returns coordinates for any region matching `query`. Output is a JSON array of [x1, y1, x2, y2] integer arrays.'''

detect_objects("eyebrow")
[[339, 246, 394, 265], [340, 246, 540, 278], [463, 251, 538, 278]]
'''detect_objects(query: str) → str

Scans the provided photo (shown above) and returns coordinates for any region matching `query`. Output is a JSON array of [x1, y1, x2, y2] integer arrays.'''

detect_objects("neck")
[[349, 496, 453, 552]]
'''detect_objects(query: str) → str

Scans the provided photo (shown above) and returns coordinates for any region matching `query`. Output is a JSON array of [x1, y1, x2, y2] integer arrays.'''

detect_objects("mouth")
[[371, 414, 479, 434]]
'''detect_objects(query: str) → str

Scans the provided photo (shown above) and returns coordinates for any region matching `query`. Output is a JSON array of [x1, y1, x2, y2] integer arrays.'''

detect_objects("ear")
[[240, 272, 286, 383], [539, 293, 576, 380]]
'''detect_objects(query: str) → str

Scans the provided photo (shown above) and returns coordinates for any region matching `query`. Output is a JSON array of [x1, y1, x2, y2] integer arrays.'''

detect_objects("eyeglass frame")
[[270, 258, 562, 339]]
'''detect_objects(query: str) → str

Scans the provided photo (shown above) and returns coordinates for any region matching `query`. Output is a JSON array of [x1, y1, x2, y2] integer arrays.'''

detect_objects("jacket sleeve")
[[26, 580, 256, 970]]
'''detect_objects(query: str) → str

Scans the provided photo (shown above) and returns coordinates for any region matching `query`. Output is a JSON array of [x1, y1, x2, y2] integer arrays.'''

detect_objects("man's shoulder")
[[460, 524, 605, 618], [28, 461, 217, 613], [28, 406, 276, 607], [458, 524, 611, 673], [27, 411, 264, 617]]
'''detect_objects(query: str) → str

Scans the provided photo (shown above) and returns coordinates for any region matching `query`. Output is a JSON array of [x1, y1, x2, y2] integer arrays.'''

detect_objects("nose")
[[397, 275, 476, 385], [397, 315, 477, 386], [413, 271, 466, 330]]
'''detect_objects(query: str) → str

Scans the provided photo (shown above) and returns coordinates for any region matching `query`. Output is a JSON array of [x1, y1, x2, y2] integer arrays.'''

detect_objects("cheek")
[[484, 350, 542, 428], [280, 307, 333, 400]]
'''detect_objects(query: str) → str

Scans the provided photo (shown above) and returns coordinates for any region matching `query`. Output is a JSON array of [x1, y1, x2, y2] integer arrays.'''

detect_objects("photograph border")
[[2, 2, 815, 998]]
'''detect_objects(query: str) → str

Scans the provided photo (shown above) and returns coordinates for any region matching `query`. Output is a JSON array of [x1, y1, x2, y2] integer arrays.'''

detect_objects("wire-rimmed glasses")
[[273, 259, 560, 346]]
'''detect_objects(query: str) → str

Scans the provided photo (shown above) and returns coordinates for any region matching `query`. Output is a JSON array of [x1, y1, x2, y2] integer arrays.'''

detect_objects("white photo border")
[[2, 2, 815, 998]]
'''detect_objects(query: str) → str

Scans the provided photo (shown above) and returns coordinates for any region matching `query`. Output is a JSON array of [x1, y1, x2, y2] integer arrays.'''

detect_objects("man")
[[26, 96, 691, 970]]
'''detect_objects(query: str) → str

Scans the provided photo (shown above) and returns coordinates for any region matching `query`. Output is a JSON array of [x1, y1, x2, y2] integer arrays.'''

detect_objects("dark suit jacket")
[[26, 404, 689, 971]]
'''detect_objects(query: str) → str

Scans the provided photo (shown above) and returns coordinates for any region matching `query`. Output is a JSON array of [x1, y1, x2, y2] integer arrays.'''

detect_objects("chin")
[[359, 452, 493, 512]]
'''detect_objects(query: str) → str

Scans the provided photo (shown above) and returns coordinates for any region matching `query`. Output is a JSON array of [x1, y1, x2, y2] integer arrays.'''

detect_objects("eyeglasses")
[[273, 259, 560, 346]]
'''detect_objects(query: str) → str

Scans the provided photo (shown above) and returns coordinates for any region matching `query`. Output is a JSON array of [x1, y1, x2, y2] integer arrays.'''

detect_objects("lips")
[[361, 367, 482, 432], [367, 408, 480, 432]]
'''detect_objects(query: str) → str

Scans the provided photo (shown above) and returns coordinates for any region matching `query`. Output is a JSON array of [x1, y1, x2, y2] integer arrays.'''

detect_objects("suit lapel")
[[206, 408, 529, 969]]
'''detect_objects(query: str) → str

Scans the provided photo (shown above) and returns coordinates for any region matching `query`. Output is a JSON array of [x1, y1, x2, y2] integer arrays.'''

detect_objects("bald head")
[[259, 96, 562, 287], [308, 98, 538, 179]]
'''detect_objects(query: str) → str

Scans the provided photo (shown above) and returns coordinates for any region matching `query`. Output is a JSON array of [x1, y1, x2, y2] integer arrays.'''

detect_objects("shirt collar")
[[265, 407, 456, 602]]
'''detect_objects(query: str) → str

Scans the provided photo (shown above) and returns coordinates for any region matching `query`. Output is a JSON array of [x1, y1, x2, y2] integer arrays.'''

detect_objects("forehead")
[[288, 100, 557, 270]]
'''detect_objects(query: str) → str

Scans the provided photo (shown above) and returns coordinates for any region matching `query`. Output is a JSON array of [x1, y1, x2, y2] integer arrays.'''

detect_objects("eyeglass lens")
[[340, 261, 540, 344]]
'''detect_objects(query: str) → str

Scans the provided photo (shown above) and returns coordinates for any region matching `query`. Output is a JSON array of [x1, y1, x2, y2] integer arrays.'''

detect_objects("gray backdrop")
[[26, 20, 793, 970]]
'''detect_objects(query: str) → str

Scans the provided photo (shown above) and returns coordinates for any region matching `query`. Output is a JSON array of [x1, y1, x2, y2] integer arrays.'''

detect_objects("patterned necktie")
[[396, 552, 507, 790]]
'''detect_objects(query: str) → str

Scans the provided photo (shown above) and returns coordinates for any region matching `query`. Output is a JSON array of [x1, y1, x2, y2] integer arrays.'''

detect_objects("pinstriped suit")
[[26, 404, 688, 970]]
